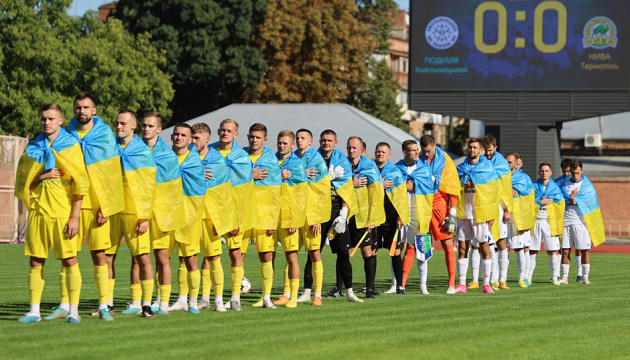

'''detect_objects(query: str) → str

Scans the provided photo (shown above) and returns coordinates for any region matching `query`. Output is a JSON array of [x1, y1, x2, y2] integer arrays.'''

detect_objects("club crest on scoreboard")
[[425, 16, 459, 50], [583, 16, 618, 49]]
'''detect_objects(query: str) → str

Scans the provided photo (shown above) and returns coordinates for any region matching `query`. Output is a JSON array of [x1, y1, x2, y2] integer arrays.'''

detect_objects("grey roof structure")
[[160, 103, 419, 161]]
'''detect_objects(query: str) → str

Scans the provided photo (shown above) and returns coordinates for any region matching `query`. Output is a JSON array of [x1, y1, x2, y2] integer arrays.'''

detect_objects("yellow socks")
[[210, 259, 224, 297], [230, 266, 244, 296], [130, 283, 142, 303], [141, 279, 154, 304], [312, 260, 323, 295], [93, 264, 109, 306], [201, 269, 212, 296], [65, 264, 82, 305], [60, 266, 69, 304], [290, 278, 299, 300], [188, 269, 200, 299], [178, 262, 188, 296], [29, 266, 45, 305], [283, 263, 290, 295], [159, 284, 171, 306], [260, 261, 273, 296], [107, 278, 115, 305]]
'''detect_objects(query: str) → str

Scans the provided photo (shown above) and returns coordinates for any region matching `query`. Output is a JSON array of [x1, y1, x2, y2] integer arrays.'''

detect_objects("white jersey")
[[537, 184, 549, 220], [461, 162, 477, 220], [404, 163, 417, 207], [563, 177, 584, 227]]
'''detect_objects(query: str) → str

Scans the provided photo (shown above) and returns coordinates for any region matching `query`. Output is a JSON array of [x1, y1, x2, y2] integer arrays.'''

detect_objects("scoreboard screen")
[[410, 0, 629, 91]]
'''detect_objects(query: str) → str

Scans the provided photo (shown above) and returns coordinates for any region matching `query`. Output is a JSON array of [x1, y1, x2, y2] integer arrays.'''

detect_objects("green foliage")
[[115, 0, 268, 124], [0, 0, 174, 136], [356, 0, 399, 52], [355, 58, 405, 130]]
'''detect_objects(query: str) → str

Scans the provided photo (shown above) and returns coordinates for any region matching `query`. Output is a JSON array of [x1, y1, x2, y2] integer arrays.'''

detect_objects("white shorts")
[[562, 224, 591, 250], [508, 224, 531, 249], [456, 219, 490, 246], [532, 219, 560, 252], [498, 204, 508, 239], [404, 216, 421, 245]]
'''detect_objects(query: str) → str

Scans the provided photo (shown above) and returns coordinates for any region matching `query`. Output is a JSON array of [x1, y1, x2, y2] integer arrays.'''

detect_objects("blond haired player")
[[16, 103, 89, 324]]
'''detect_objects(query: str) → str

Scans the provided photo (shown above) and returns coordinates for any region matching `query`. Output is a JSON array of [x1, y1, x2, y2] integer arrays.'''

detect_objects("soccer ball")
[[241, 277, 251, 294]]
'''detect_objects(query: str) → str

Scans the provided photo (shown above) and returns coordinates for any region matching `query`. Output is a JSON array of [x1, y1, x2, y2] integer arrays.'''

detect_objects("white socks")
[[582, 263, 590, 280], [471, 249, 480, 283], [576, 256, 583, 276], [528, 253, 537, 280], [482, 259, 492, 285], [458, 258, 469, 285], [177, 295, 187, 304], [516, 251, 527, 281], [416, 260, 427, 289], [498, 249, 509, 283], [562, 264, 570, 280], [490, 246, 499, 283], [549, 254, 559, 281]]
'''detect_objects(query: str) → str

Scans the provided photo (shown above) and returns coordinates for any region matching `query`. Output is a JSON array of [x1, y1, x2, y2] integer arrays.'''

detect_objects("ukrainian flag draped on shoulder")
[[300, 147, 332, 225], [152, 137, 185, 232], [66, 116, 124, 217], [244, 146, 281, 230], [420, 146, 460, 196], [15, 129, 89, 215], [210, 140, 258, 231], [175, 144, 206, 244], [491, 152, 513, 212], [118, 135, 156, 219], [380, 161, 409, 225], [201, 146, 238, 235], [320, 147, 357, 220], [396, 159, 433, 233], [456, 156, 500, 223], [533, 178, 565, 236], [511, 169, 536, 231], [352, 155, 385, 228], [560, 175, 605, 247], [278, 151, 308, 229]]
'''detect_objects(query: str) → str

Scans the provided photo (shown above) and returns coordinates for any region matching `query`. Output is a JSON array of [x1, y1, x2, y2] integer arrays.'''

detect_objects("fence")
[[605, 221, 630, 239], [0, 136, 28, 243]]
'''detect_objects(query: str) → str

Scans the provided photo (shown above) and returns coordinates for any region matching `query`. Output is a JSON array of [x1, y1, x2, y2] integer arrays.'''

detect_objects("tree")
[[114, 0, 268, 123], [356, 0, 399, 52], [356, 58, 405, 130], [244, 0, 375, 104], [0, 0, 174, 136]]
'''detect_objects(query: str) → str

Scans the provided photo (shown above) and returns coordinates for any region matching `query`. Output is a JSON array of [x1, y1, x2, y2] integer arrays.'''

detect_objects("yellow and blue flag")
[[152, 137, 186, 232], [489, 152, 513, 213], [560, 175, 606, 246], [210, 140, 258, 231], [278, 150, 308, 229], [352, 155, 385, 228], [118, 135, 156, 220], [396, 159, 433, 233], [319, 147, 357, 220], [456, 156, 500, 223], [420, 146, 460, 196], [299, 148, 332, 225], [533, 178, 565, 236], [379, 161, 410, 225], [174, 144, 206, 244], [201, 146, 238, 236], [554, 175, 568, 187], [66, 116, 124, 217], [15, 129, 90, 218], [243, 146, 281, 230], [511, 169, 536, 231]]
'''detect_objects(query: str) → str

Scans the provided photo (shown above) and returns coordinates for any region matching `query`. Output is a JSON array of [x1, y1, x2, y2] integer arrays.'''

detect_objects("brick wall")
[[592, 179, 630, 237]]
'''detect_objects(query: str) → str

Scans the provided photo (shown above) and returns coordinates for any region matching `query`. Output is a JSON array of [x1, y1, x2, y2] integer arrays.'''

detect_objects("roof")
[[160, 103, 419, 161]]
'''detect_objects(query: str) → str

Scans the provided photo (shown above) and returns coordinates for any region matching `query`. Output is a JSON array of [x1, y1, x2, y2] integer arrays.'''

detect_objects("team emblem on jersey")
[[583, 16, 617, 49], [425, 16, 459, 50]]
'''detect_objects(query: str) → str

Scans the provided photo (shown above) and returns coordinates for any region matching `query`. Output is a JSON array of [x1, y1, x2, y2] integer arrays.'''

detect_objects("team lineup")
[[15, 93, 606, 324]]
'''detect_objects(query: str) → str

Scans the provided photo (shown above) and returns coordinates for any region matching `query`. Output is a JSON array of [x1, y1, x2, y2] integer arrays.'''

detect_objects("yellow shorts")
[[225, 228, 246, 250], [299, 224, 321, 251], [246, 228, 276, 253], [169, 236, 200, 258], [201, 219, 223, 257], [274, 227, 300, 252], [150, 218, 171, 250], [25, 211, 78, 260], [108, 213, 151, 256], [78, 209, 112, 252]]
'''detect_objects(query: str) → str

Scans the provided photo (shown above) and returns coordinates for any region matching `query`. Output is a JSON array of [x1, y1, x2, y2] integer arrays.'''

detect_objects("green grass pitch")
[[2, 244, 629, 359]]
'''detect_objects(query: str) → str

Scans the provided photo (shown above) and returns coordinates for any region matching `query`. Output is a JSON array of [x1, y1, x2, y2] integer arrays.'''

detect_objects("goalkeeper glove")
[[441, 207, 457, 234], [333, 206, 348, 234], [329, 165, 345, 181]]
